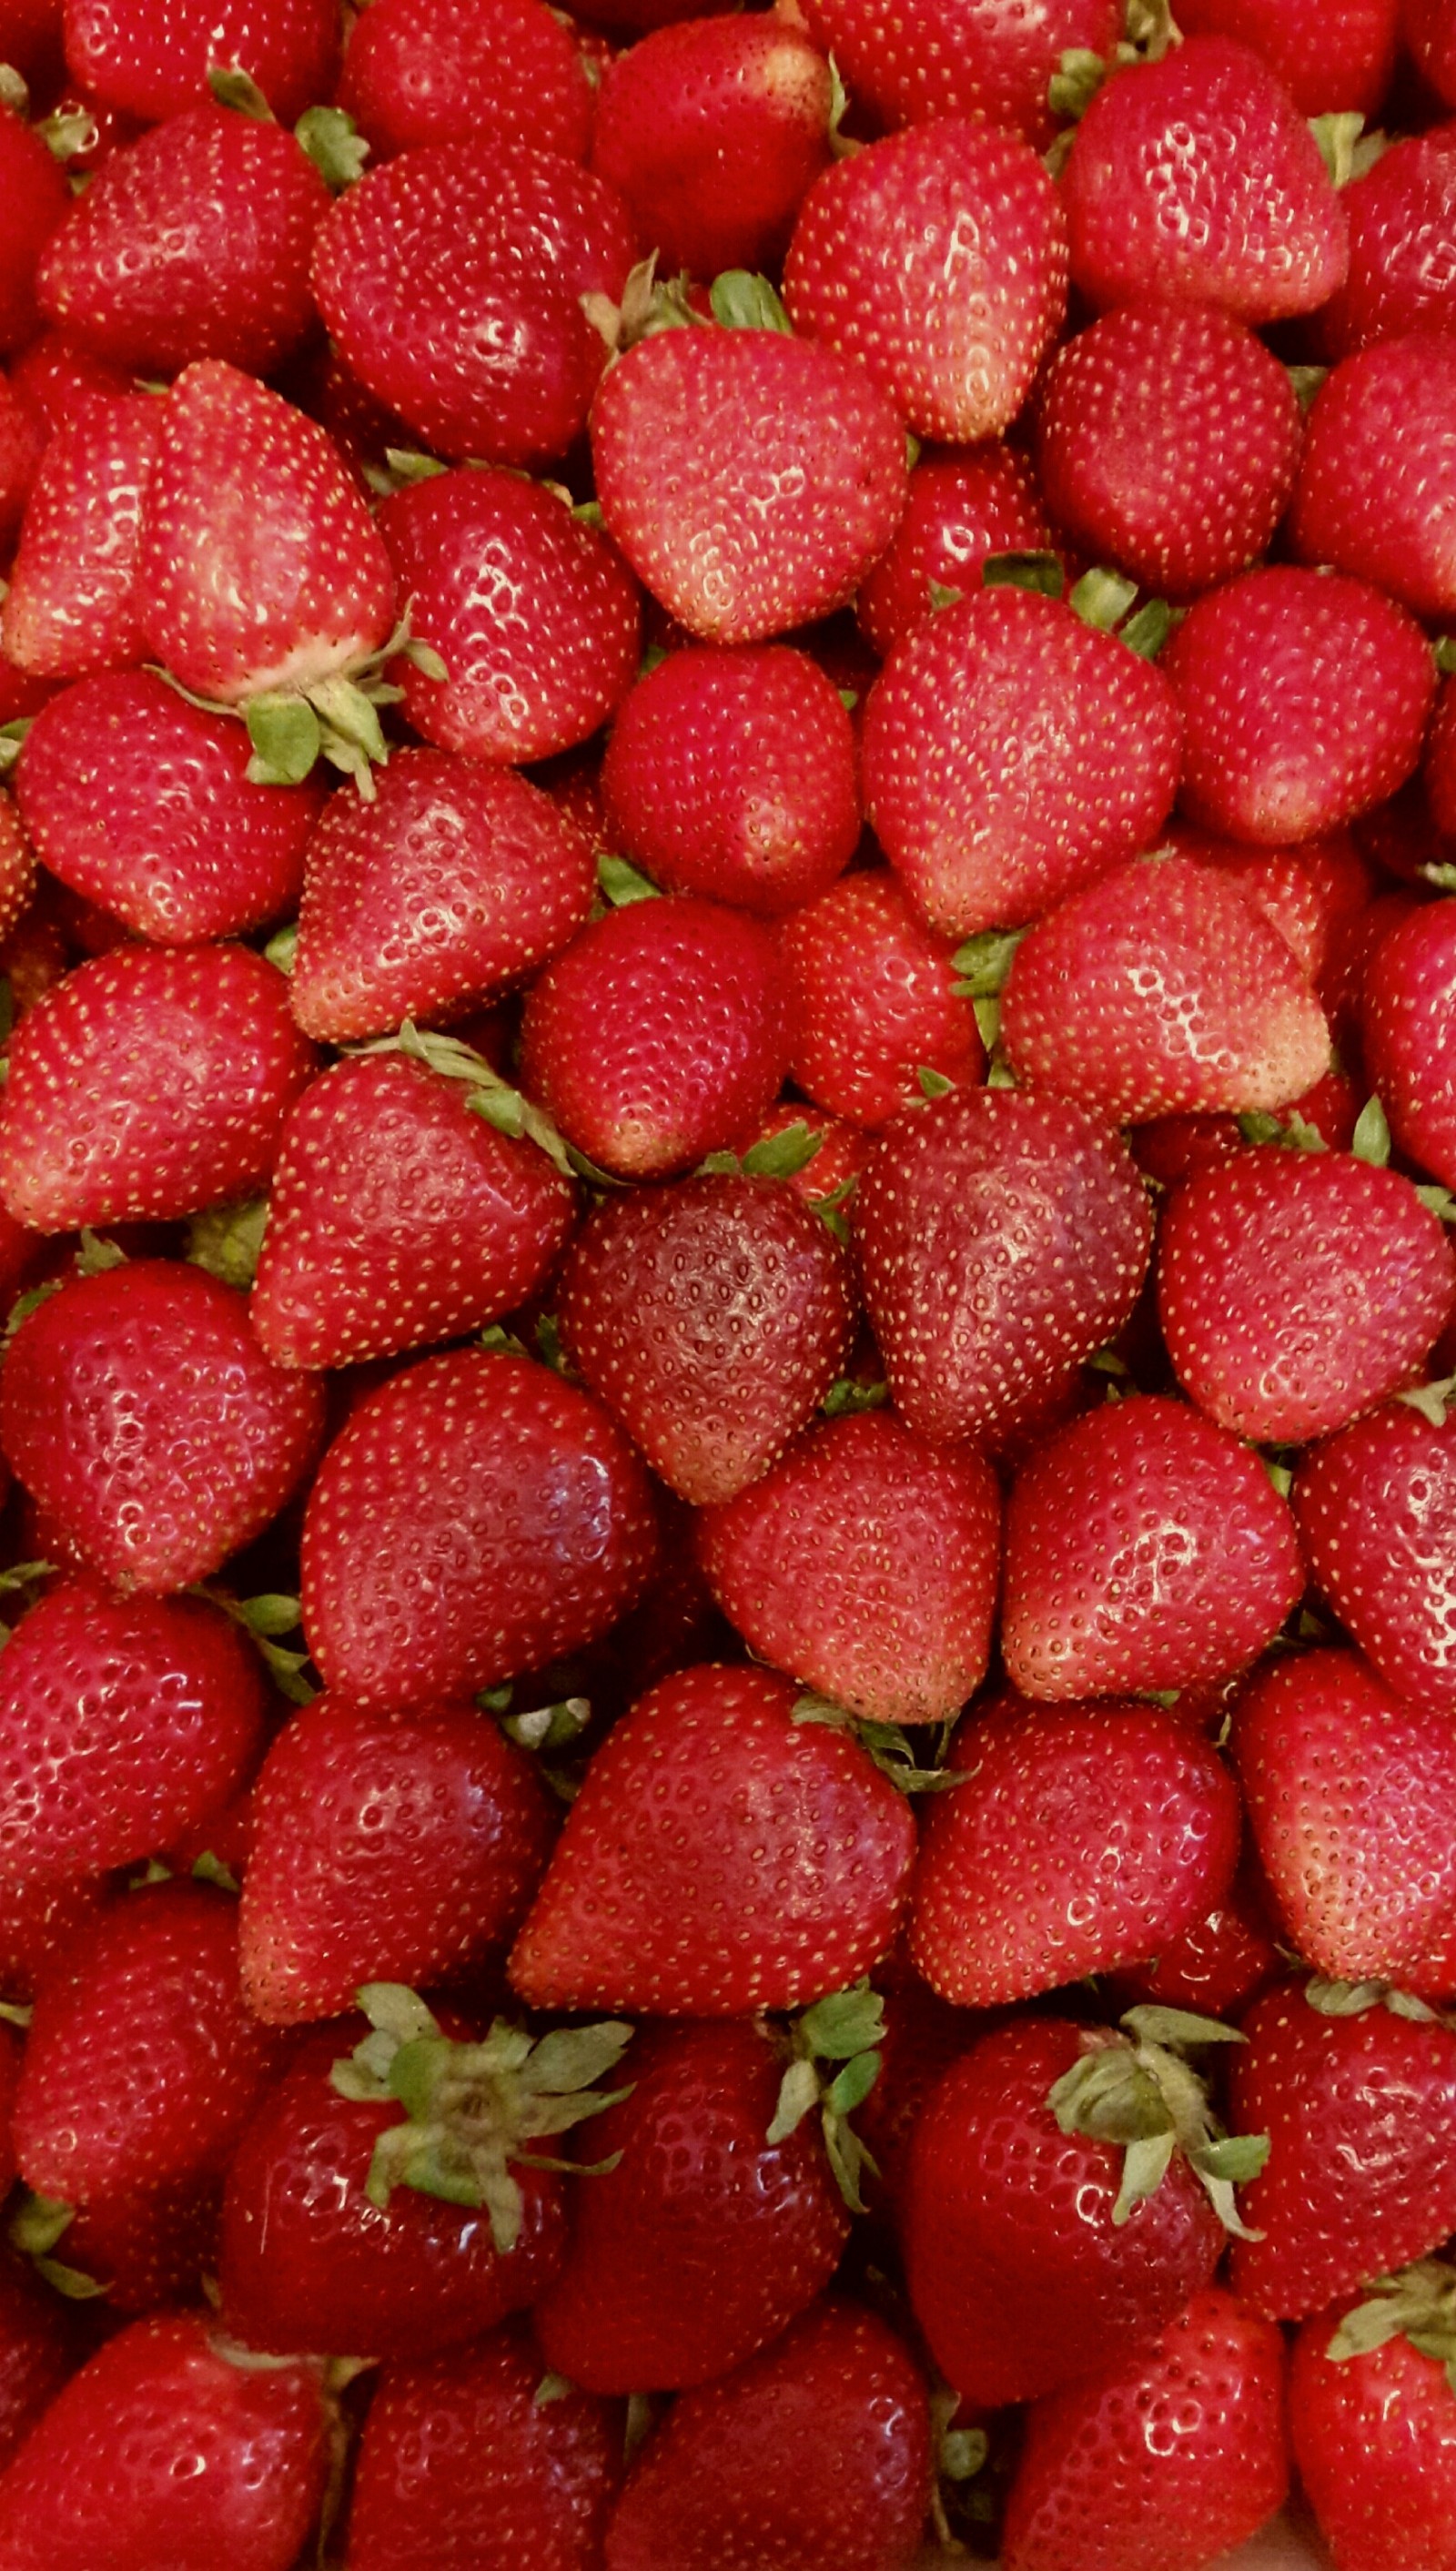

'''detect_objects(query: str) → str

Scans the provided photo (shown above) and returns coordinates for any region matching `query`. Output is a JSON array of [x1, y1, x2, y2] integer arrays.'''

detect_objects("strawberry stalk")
[[1327, 2257, 1456, 2393], [1047, 2005, 1269, 2234], [764, 1979, 885, 2213]]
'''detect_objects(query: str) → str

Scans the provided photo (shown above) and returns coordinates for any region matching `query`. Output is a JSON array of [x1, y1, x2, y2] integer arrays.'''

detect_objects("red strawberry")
[[0, 2257, 76, 2478], [0, 1263, 325, 1592], [1229, 1979, 1456, 2318], [338, 0, 593, 163], [250, 1051, 577, 1370], [1319, 123, 1456, 355], [62, 0, 341, 124], [600, 643, 859, 916], [853, 1088, 1153, 1450], [1295, 1395, 1456, 1708], [910, 1694, 1240, 2006], [0, 797, 34, 950], [1156, 1144, 1456, 1443], [778, 868, 986, 1128], [0, 944, 317, 1230], [1062, 37, 1349, 320], [0, 2312, 330, 2571], [0, 392, 160, 681], [1404, 0, 1456, 106], [697, 1408, 1000, 1725], [862, 583, 1181, 939], [1430, 680, 1456, 837], [602, 2299, 932, 2571], [555, 1174, 855, 1504], [15, 670, 322, 945], [592, 16, 832, 280], [1001, 2284, 1289, 2571], [799, 0, 1117, 147], [0, 1576, 268, 1881], [1291, 336, 1456, 620], [590, 298, 907, 645], [508, 1662, 915, 2011], [288, 749, 595, 1040], [1163, 566, 1435, 846], [1107, 1866, 1284, 2023], [784, 117, 1067, 443], [1290, 2264, 1456, 2571], [238, 1692, 555, 2022], [312, 142, 636, 467], [0, 1874, 105, 2008], [0, 103, 70, 357], [1362, 898, 1456, 1188], [854, 440, 1054, 660], [344, 2320, 622, 2571], [0, 376, 45, 548], [1034, 302, 1301, 598], [299, 1346, 659, 1712], [378, 468, 642, 764], [520, 897, 790, 1181], [1175, 0, 1397, 109], [1002, 1393, 1304, 1702]]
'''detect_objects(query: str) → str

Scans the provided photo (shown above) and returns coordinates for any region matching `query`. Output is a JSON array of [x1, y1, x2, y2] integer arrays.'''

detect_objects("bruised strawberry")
[[1291, 336, 1456, 621], [62, 0, 341, 125], [0, 393, 160, 682], [1295, 1396, 1456, 1709], [338, 0, 594, 162], [778, 868, 986, 1128], [854, 441, 1054, 660], [797, 0, 1118, 147]]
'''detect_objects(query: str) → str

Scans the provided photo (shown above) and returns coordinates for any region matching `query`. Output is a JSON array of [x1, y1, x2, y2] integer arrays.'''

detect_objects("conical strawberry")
[[1291, 335, 1456, 620], [0, 393, 161, 681], [854, 440, 1053, 659], [1294, 1395, 1456, 1709], [778, 868, 986, 1128], [338, 0, 594, 161]]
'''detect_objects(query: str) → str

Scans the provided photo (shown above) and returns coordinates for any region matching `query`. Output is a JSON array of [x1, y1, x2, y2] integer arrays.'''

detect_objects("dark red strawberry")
[[1290, 2264, 1456, 2571], [1404, 0, 1456, 106], [378, 468, 642, 764], [0, 1874, 105, 2007], [0, 1576, 268, 1881], [338, 0, 594, 162], [0, 798, 34, 950], [509, 1662, 915, 2011], [854, 440, 1054, 660], [238, 1692, 555, 2022], [0, 944, 317, 1230], [0, 1263, 326, 1592], [555, 1174, 854, 1503], [0, 2257, 76, 2477], [697, 1408, 1000, 1725], [299, 1347, 658, 1712], [62, 0, 340, 122], [778, 868, 985, 1127], [1291, 336, 1456, 620], [1319, 123, 1456, 355], [1002, 1393, 1304, 1702], [0, 392, 160, 682], [1362, 899, 1456, 1189], [1107, 1866, 1283, 2024], [602, 2299, 932, 2571], [4, 329, 132, 436], [0, 103, 70, 357], [0, 376, 45, 549], [1295, 1396, 1456, 1708], [797, 0, 1117, 147]]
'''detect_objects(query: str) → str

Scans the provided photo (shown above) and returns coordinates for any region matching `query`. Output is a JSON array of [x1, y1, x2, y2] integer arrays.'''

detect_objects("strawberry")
[[0, 1263, 326, 1592], [1404, 0, 1456, 106], [854, 441, 1053, 661], [0, 377, 45, 549], [520, 897, 791, 1180], [0, 392, 161, 681], [1162, 566, 1435, 845], [784, 118, 1067, 444], [1430, 680, 1456, 837], [1002, 1393, 1304, 1702], [338, 0, 594, 163], [1156, 1143, 1456, 1443], [35, 98, 330, 379], [250, 1051, 577, 1370], [299, 1346, 659, 1713], [910, 1694, 1240, 2006], [602, 2299, 932, 2571], [1062, 37, 1350, 321], [15, 670, 323, 945], [1295, 1395, 1456, 1707], [4, 329, 131, 436], [377, 467, 642, 764], [0, 104, 70, 357], [0, 945, 317, 1230], [1178, 0, 1397, 111], [508, 1662, 915, 2011], [696, 1405, 1000, 1725], [554, 1174, 855, 1503], [0, 1874, 105, 2008], [1319, 123, 1456, 355], [1291, 336, 1456, 620], [0, 797, 34, 949], [1229, 1979, 1456, 2318], [0, 1576, 268, 1880], [1290, 2264, 1456, 2571], [288, 749, 595, 1040], [1107, 1867, 1284, 2024], [600, 643, 859, 916], [998, 849, 1332, 1122], [344, 2319, 622, 2571], [1362, 899, 1456, 1188], [591, 16, 832, 280], [778, 868, 986, 1127], [0, 0, 62, 85], [238, 1692, 555, 2022], [0, 2257, 76, 2477], [19, 2167, 222, 2311], [589, 293, 907, 646], [533, 2015, 854, 2390], [1034, 302, 1301, 598], [1000, 2284, 1289, 2571], [61, 0, 341, 125], [796, 0, 1118, 148], [312, 142, 636, 468], [852, 1088, 1153, 1451], [861, 582, 1181, 939]]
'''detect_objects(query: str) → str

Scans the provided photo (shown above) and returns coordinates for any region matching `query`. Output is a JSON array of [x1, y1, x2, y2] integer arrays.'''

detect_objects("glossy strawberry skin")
[[0, 104, 70, 357], [509, 1662, 915, 2013], [1291, 336, 1456, 620], [854, 441, 1054, 661], [1407, 0, 1456, 105], [853, 1088, 1153, 1451], [784, 118, 1067, 444], [0, 944, 317, 1231], [590, 322, 908, 646], [1107, 1869, 1283, 2023], [1002, 1393, 1304, 1702], [863, 586, 1181, 939], [556, 1174, 855, 1505], [0, 392, 160, 681], [1, 1263, 325, 1594], [1362, 899, 1456, 1189], [904, 2018, 1225, 2409], [0, 1576, 268, 1883], [338, 0, 593, 162], [63, 0, 341, 124], [798, 0, 1118, 147], [238, 1693, 555, 2024], [15, 670, 321, 945], [1319, 124, 1456, 355], [0, 2257, 77, 2479], [300, 1347, 659, 1714], [1157, 1147, 1456, 1445], [1295, 1401, 1456, 1708], [779, 868, 986, 1128], [1290, 2293, 1456, 2571], [379, 470, 642, 764], [1062, 36, 1349, 321], [533, 2019, 850, 2392], [1001, 2285, 1289, 2571], [0, 798, 34, 950]]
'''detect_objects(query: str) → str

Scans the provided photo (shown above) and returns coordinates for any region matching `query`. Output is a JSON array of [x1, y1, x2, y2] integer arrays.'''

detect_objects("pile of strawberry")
[[7, 0, 1456, 2565]]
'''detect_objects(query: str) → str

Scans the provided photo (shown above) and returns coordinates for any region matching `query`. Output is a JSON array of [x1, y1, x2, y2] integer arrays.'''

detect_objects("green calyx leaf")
[[9, 2191, 73, 2258], [0, 718, 31, 774], [1047, 2009, 1267, 2238], [383, 448, 448, 485], [1399, 1374, 1456, 1428], [1328, 2260, 1456, 2379], [767, 1978, 885, 2212], [916, 1064, 955, 1099], [950, 927, 1025, 999], [246, 693, 321, 787], [1047, 45, 1108, 121], [500, 1695, 592, 1755], [1303, 1976, 1443, 2021], [76, 1228, 126, 1277], [191, 1848, 241, 1894], [293, 104, 369, 189], [982, 550, 1065, 601], [709, 270, 794, 334], [331, 1987, 635, 2252], [596, 851, 661, 907], [264, 920, 298, 975], [1287, 364, 1329, 414], [352, 1020, 588, 1186], [1433, 635, 1456, 678], [186, 1196, 268, 1291], [38, 104, 97, 160], [1417, 1183, 1456, 1223], [1238, 1108, 1327, 1155], [742, 1121, 824, 1180], [1351, 1092, 1392, 1166], [207, 62, 275, 117], [1118, 598, 1176, 659], [791, 1695, 966, 1795], [821, 1374, 889, 1418], [0, 62, 29, 115], [200, 1588, 317, 1705], [825, 51, 859, 158], [1309, 109, 1370, 187], [927, 581, 963, 614]]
